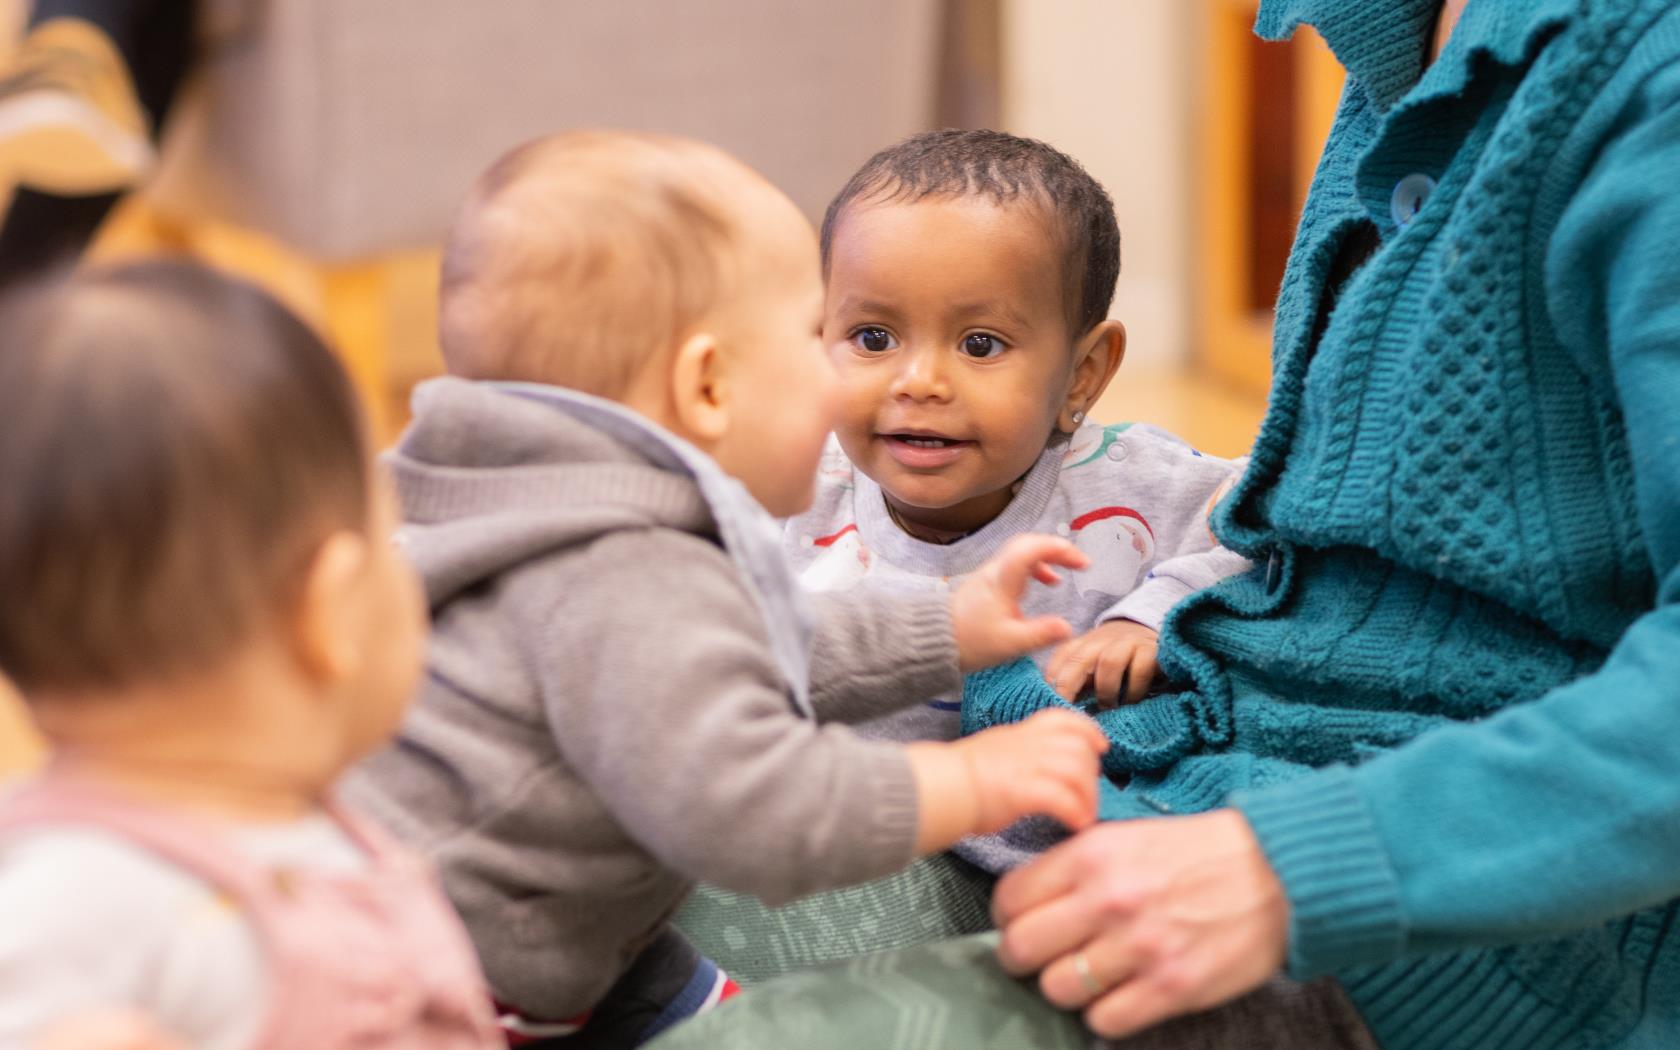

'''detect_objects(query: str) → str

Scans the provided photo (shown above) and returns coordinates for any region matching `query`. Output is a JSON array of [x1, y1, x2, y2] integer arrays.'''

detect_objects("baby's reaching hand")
[[949, 535, 1088, 672], [1045, 619, 1161, 707], [955, 709, 1109, 835], [907, 709, 1107, 853]]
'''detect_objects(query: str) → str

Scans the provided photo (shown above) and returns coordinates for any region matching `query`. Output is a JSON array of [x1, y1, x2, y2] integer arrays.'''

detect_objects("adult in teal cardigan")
[[653, 0, 1680, 1047]]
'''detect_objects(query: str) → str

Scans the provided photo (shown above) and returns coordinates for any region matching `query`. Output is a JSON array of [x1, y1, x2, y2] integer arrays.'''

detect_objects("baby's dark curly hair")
[[820, 128, 1122, 335]]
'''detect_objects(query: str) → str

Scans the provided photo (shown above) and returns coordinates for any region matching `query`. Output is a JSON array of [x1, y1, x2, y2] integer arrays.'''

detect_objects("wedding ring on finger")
[[1072, 950, 1103, 997]]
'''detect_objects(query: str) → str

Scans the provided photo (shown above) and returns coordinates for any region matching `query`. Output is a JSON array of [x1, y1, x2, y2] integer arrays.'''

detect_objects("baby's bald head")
[[439, 131, 790, 395]]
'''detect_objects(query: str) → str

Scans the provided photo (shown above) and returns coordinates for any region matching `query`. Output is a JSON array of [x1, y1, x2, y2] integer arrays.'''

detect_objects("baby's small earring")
[[1071, 409, 1086, 426]]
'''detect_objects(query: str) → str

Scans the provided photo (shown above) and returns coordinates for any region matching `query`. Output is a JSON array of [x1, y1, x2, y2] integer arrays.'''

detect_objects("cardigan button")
[[1263, 549, 1283, 595], [1391, 173, 1437, 228]]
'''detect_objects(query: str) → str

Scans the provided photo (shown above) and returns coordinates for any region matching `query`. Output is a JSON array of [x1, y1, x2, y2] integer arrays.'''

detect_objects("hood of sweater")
[[387, 376, 815, 716], [388, 377, 716, 609]]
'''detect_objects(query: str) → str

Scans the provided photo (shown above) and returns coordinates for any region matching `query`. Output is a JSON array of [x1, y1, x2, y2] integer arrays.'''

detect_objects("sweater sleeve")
[[1096, 433, 1253, 632], [1234, 51, 1680, 977], [535, 528, 921, 906], [806, 588, 962, 724], [1103, 547, 1254, 633]]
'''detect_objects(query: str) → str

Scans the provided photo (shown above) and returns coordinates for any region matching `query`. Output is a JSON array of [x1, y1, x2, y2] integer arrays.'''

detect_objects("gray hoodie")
[[343, 378, 959, 1020]]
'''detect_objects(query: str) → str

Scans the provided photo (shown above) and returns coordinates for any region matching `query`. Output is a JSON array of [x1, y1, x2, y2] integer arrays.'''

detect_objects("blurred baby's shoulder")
[[0, 826, 226, 954], [1062, 420, 1243, 472], [0, 824, 267, 1047]]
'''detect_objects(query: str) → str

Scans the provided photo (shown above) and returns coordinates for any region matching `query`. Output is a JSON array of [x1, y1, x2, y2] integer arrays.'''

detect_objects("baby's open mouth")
[[879, 432, 975, 467]]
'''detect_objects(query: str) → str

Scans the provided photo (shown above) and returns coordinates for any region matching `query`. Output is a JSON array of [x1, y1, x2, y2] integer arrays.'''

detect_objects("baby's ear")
[[667, 330, 730, 445], [291, 530, 370, 685], [1060, 320, 1127, 431]]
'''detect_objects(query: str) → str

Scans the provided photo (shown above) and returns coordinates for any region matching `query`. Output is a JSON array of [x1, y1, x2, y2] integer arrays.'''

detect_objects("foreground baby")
[[0, 261, 501, 1048]]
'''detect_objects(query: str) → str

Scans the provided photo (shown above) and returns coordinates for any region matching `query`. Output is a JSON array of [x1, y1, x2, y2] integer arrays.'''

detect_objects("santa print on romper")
[[1068, 506, 1155, 599], [803, 523, 872, 590]]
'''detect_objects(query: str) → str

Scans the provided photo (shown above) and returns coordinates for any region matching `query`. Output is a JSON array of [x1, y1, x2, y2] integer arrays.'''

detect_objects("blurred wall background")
[[1002, 0, 1194, 374], [2, 0, 1339, 445]]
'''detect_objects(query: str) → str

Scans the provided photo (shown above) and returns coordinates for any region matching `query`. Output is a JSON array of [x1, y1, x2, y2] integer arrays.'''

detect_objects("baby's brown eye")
[[962, 333, 1004, 359], [853, 327, 896, 353]]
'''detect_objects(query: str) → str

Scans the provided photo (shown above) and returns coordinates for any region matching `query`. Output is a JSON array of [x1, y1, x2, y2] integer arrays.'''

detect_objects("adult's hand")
[[992, 809, 1290, 1038]]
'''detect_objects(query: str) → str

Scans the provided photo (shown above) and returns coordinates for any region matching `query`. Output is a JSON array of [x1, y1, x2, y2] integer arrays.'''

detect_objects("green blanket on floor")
[[661, 853, 1098, 1049], [672, 851, 995, 984], [649, 932, 1091, 1050]]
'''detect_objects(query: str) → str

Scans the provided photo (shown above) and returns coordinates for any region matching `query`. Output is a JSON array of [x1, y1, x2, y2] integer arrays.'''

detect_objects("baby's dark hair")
[[820, 129, 1122, 335], [0, 260, 371, 695]]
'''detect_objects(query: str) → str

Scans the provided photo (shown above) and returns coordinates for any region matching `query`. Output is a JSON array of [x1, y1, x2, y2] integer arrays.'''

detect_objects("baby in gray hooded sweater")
[[343, 131, 1107, 1047]]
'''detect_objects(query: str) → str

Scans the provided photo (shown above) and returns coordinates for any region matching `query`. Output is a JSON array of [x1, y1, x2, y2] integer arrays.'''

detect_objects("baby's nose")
[[890, 347, 952, 400]]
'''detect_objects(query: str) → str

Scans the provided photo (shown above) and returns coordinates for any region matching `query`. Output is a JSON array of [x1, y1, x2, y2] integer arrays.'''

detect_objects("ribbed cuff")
[[1105, 579, 1190, 634], [887, 588, 963, 698], [850, 743, 922, 878], [807, 588, 959, 724], [848, 588, 960, 718], [961, 659, 1066, 734], [1091, 694, 1197, 773], [1233, 766, 1407, 977]]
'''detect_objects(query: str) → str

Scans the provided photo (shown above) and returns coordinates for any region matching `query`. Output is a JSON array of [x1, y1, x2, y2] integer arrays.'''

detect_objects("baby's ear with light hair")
[[663, 330, 731, 447]]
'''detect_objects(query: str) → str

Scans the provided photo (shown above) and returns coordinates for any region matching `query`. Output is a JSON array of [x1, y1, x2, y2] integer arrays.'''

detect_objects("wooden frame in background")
[[1197, 0, 1343, 397]]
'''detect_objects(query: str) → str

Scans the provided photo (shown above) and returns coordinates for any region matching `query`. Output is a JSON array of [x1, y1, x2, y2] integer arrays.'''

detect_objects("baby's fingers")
[[1044, 637, 1078, 691], [1093, 646, 1136, 708], [993, 535, 1089, 594], [1021, 708, 1108, 751], [1031, 562, 1065, 586], [1047, 640, 1098, 701], [1124, 649, 1159, 704], [1021, 762, 1099, 830], [1007, 614, 1075, 655]]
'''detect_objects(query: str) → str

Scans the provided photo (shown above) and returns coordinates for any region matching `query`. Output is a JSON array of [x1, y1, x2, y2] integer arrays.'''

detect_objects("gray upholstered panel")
[[148, 0, 940, 259]]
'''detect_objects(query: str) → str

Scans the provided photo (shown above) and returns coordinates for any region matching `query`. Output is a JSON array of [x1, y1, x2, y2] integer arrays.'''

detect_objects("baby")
[[784, 129, 1251, 870], [0, 261, 501, 1048], [342, 131, 1107, 1047]]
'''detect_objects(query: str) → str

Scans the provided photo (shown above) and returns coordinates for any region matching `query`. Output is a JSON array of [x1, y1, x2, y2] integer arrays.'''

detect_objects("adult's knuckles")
[[1093, 873, 1149, 919], [1147, 956, 1200, 1001]]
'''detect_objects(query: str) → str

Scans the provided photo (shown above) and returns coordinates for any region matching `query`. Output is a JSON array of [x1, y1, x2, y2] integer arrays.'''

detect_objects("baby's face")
[[824, 195, 1077, 534], [714, 192, 835, 517]]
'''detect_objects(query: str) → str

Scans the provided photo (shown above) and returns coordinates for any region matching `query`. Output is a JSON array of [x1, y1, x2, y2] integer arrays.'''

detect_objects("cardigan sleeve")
[[1233, 51, 1680, 977]]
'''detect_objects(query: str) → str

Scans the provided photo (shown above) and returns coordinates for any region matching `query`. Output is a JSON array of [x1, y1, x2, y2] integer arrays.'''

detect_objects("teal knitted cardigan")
[[964, 0, 1680, 1045]]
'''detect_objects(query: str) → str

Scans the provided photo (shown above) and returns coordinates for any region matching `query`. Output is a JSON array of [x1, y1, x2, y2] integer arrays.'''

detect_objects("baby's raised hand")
[[955, 709, 1108, 834], [1045, 619, 1161, 707], [950, 535, 1088, 672]]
